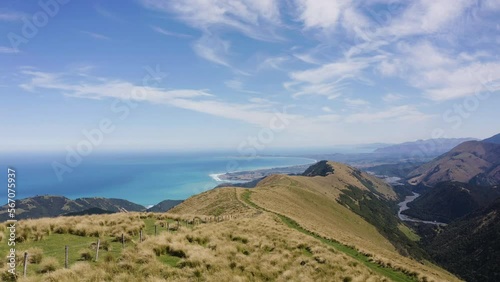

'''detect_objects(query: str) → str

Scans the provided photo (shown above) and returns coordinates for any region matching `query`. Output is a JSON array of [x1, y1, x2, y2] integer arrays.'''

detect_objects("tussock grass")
[[0, 168, 460, 282]]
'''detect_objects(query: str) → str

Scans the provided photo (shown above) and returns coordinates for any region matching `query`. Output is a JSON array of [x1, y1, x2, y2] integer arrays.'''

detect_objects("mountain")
[[402, 181, 500, 223], [3, 161, 460, 282], [146, 199, 183, 212], [171, 161, 459, 281], [374, 138, 476, 156], [426, 198, 500, 282], [483, 133, 500, 144], [301, 160, 334, 176], [407, 140, 500, 187], [0, 195, 145, 221]]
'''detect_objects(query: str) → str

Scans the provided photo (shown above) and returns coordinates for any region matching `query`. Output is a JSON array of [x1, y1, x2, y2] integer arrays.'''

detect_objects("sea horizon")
[[0, 152, 316, 207]]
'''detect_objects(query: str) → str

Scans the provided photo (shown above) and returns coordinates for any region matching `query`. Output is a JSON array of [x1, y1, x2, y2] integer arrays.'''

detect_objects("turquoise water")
[[0, 152, 315, 206]]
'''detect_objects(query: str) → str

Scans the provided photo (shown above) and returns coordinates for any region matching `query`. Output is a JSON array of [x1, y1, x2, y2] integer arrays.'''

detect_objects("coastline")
[[209, 161, 316, 183]]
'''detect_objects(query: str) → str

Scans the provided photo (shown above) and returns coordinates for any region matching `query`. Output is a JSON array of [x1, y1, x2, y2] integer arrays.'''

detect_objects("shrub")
[[79, 249, 93, 261], [27, 247, 44, 264], [38, 257, 60, 273]]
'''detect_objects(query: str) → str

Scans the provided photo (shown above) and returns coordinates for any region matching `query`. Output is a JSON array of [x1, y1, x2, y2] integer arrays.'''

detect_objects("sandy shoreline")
[[208, 162, 315, 183]]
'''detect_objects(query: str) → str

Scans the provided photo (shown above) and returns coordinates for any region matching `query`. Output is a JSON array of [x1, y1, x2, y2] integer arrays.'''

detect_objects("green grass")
[[398, 224, 421, 242], [158, 254, 181, 267], [0, 216, 194, 277], [241, 190, 418, 282], [0, 232, 122, 275]]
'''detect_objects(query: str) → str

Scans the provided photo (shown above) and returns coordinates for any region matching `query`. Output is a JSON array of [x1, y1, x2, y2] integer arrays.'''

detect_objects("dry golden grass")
[[13, 213, 390, 282], [2, 162, 461, 281], [244, 172, 460, 282], [169, 187, 255, 218]]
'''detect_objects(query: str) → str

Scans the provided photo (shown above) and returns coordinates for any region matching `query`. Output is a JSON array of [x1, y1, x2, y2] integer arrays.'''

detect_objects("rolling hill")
[[171, 161, 459, 281], [0, 161, 461, 281], [0, 196, 145, 221], [147, 200, 184, 212], [407, 140, 500, 187]]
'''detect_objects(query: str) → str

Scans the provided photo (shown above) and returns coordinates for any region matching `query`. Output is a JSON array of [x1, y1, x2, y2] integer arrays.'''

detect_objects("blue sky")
[[1, 0, 499, 152]]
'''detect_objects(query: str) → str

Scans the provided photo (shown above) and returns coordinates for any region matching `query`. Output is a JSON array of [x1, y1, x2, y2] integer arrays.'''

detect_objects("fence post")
[[95, 239, 100, 261], [140, 229, 143, 242], [167, 222, 170, 232], [121, 233, 124, 248], [23, 252, 28, 277], [65, 245, 69, 268], [154, 225, 157, 236]]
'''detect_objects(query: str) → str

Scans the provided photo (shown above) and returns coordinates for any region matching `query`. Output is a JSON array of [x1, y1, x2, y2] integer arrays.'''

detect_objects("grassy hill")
[[407, 141, 500, 187], [0, 196, 145, 221], [0, 161, 460, 281], [147, 200, 184, 213], [170, 162, 459, 281]]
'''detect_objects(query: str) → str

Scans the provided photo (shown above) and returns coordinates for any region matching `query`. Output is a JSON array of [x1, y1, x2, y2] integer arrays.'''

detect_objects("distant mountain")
[[63, 207, 115, 216], [483, 133, 500, 144], [146, 199, 183, 212], [0, 195, 145, 221], [402, 182, 500, 223], [426, 198, 500, 282], [407, 140, 500, 187], [374, 138, 476, 156]]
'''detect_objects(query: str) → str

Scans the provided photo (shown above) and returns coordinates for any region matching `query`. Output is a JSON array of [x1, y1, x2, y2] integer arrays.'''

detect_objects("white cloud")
[[140, 0, 283, 69], [295, 0, 352, 30], [141, 0, 281, 40], [19, 70, 299, 127], [379, 0, 475, 37], [377, 40, 500, 101], [192, 34, 231, 67], [290, 59, 369, 85]]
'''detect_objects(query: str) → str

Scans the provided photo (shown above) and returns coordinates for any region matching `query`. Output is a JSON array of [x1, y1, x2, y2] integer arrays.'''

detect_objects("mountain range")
[[373, 138, 477, 156], [407, 137, 500, 187]]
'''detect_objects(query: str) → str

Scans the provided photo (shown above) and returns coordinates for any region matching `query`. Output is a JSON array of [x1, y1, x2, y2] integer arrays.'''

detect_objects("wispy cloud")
[[377, 0, 475, 38], [0, 11, 25, 22], [344, 98, 370, 107], [0, 46, 20, 54], [140, 0, 283, 70], [192, 34, 231, 67], [19, 70, 298, 127], [151, 26, 192, 38], [94, 5, 123, 22], [346, 105, 431, 123], [81, 31, 111, 41]]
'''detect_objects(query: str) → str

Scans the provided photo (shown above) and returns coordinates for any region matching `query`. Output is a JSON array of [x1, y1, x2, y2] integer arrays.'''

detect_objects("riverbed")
[[397, 192, 447, 226]]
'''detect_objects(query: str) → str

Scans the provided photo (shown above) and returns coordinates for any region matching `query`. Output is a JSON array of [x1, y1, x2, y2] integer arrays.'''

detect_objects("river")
[[397, 192, 447, 226]]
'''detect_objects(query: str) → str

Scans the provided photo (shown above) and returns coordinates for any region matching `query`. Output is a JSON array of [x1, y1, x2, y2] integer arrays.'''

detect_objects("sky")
[[1, 0, 499, 152]]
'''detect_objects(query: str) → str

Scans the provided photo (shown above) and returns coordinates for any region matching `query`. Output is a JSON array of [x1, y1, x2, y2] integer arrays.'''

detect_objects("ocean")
[[0, 152, 315, 207]]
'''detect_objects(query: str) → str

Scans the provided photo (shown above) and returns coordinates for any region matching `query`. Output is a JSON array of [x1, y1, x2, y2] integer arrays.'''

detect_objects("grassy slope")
[[246, 171, 459, 281], [0, 162, 459, 281], [2, 211, 394, 281]]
